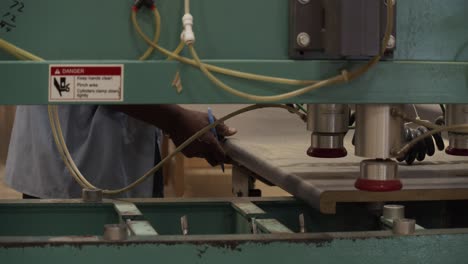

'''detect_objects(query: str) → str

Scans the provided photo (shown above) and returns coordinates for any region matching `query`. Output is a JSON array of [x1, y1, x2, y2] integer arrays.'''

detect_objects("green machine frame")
[[2, 0, 468, 262], [1, 198, 468, 264], [1, 0, 468, 104]]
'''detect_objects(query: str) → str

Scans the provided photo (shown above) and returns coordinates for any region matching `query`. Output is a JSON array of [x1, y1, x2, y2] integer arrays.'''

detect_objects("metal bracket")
[[254, 219, 294, 234], [113, 202, 144, 222], [289, 0, 396, 60]]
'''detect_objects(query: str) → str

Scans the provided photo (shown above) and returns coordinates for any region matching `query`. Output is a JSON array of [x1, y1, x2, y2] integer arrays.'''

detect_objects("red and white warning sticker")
[[49, 65, 124, 102]]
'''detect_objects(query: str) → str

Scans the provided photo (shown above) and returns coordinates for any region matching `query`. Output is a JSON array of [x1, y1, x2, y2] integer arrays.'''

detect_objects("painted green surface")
[[0, 203, 118, 236], [2, 200, 464, 237], [137, 202, 241, 235], [1, 234, 468, 264], [1, 60, 468, 104], [0, 0, 467, 104], [255, 219, 293, 233], [1, 0, 468, 61], [1, 199, 468, 262]]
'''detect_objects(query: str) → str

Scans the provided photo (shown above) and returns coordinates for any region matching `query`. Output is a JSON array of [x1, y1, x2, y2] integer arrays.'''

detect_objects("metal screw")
[[251, 218, 258, 234], [181, 215, 189, 235], [297, 32, 311, 48], [386, 35, 396, 50], [298, 0, 310, 4], [299, 213, 306, 233], [385, 0, 396, 6]]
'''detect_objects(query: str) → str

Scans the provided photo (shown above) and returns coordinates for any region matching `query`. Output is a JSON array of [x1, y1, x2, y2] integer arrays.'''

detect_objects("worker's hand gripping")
[[168, 109, 237, 166]]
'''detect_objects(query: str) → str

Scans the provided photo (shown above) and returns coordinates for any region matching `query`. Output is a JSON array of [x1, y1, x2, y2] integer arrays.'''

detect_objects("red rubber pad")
[[445, 147, 468, 156], [355, 178, 403, 192], [307, 147, 348, 158]]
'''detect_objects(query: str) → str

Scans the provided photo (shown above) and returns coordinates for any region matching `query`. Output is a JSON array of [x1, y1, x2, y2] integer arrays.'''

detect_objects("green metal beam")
[[1, 60, 467, 104], [1, 231, 468, 264], [0, 0, 468, 104], [1, 0, 468, 61]]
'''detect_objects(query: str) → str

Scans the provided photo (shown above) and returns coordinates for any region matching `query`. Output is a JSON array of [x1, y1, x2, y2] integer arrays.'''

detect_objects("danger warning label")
[[49, 65, 124, 102]]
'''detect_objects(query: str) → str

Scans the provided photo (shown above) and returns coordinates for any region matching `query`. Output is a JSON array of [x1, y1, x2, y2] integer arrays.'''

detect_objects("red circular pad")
[[445, 147, 468, 156], [355, 178, 403, 192], [307, 147, 347, 158]]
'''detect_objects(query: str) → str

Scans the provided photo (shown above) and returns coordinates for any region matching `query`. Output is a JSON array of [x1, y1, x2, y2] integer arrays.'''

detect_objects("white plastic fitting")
[[181, 14, 195, 45]]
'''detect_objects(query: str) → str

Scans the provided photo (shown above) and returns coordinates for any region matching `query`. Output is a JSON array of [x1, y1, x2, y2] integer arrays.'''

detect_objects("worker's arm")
[[108, 105, 237, 166]]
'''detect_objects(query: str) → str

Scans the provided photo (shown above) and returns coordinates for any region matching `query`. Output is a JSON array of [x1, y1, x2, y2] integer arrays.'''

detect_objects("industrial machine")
[[1, 0, 468, 263]]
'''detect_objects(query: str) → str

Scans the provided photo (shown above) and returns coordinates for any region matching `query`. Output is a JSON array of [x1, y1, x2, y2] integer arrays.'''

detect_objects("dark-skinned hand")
[[167, 109, 237, 166]]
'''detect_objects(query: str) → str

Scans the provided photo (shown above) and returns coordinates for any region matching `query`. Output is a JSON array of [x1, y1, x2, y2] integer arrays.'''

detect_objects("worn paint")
[[0, 0, 468, 104], [1, 234, 468, 263]]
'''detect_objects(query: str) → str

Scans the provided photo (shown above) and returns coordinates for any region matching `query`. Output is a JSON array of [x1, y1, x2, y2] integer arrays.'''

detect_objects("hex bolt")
[[393, 218, 416, 235], [387, 35, 396, 50], [297, 32, 311, 48], [298, 0, 310, 4]]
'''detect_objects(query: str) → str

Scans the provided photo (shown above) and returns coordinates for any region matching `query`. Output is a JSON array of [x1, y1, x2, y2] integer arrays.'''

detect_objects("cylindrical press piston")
[[445, 104, 468, 156], [307, 104, 349, 158], [354, 104, 404, 192]]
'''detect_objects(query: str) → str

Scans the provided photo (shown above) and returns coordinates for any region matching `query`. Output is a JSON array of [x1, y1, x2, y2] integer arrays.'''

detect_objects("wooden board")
[[225, 132, 468, 214]]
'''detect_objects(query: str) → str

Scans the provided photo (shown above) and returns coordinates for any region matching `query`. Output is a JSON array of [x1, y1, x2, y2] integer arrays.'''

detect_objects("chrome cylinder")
[[393, 219, 416, 235], [446, 104, 468, 154], [307, 104, 349, 133], [446, 104, 468, 132], [360, 159, 398, 181], [355, 104, 404, 159], [307, 104, 349, 158], [448, 134, 468, 149], [383, 205, 405, 220]]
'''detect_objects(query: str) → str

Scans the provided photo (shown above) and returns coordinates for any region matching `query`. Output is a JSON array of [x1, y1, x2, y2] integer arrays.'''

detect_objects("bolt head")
[[297, 32, 311, 48], [298, 0, 310, 4], [386, 35, 396, 50]]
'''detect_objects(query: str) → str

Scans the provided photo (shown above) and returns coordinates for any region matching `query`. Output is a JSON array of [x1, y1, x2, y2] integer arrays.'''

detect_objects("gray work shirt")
[[5, 106, 158, 199]]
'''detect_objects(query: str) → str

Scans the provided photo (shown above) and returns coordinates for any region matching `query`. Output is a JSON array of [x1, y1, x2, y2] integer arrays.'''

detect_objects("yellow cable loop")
[[137, 5, 185, 61], [168, 41, 186, 61], [132, 3, 393, 102], [0, 39, 310, 195], [1, 33, 468, 194], [131, 9, 318, 86], [184, 3, 393, 102], [138, 7, 160, 61], [0, 2, 397, 194], [390, 108, 468, 158], [0, 39, 309, 194], [188, 44, 344, 102]]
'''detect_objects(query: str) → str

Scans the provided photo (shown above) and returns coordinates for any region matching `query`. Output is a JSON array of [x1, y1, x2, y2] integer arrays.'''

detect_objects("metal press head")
[[354, 104, 404, 192], [306, 104, 349, 158], [445, 104, 468, 156]]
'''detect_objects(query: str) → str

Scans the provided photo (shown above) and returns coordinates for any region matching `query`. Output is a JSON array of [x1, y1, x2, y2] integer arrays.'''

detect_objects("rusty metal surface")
[[1, 228, 468, 247], [225, 133, 468, 214], [2, 230, 468, 264]]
